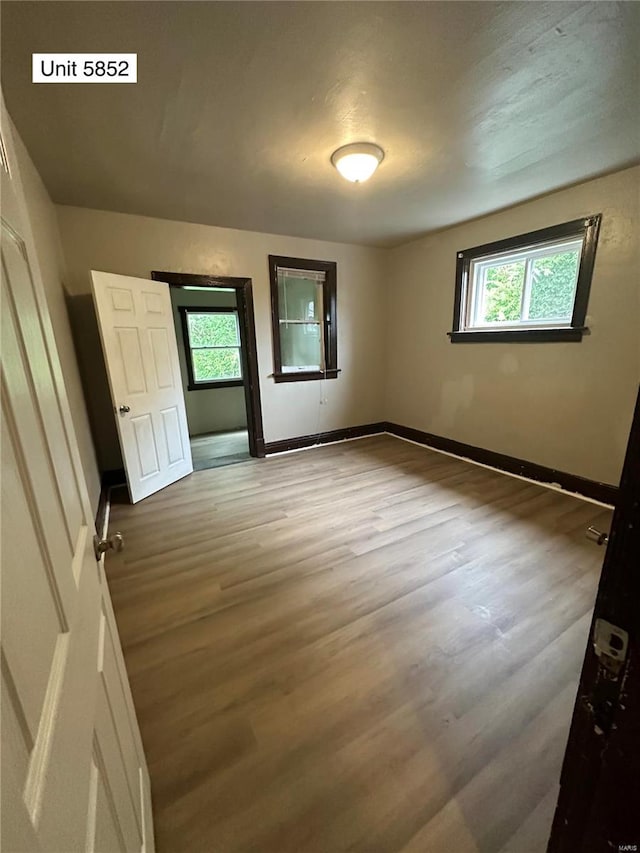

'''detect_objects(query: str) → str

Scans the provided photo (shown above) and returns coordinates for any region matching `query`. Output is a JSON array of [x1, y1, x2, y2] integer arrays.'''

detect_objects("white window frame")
[[465, 237, 584, 332], [277, 268, 326, 374]]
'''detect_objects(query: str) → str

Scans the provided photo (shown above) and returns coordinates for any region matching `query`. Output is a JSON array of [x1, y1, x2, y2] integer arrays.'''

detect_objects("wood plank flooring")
[[106, 435, 611, 853], [190, 429, 250, 471]]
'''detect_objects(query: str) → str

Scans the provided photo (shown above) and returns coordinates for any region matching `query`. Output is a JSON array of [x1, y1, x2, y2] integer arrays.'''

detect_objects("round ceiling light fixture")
[[331, 142, 384, 183]]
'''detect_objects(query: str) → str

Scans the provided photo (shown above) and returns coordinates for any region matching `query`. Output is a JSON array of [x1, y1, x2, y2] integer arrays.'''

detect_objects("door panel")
[[118, 328, 148, 395], [132, 414, 161, 478], [92, 270, 193, 503], [1, 96, 154, 851], [88, 742, 128, 853], [149, 328, 173, 389], [161, 406, 186, 464], [98, 608, 144, 831], [1, 275, 78, 599], [2, 234, 84, 536]]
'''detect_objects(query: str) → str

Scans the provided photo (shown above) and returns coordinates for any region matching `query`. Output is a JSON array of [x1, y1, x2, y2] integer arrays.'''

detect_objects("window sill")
[[448, 327, 588, 343], [187, 379, 244, 391], [272, 369, 340, 383]]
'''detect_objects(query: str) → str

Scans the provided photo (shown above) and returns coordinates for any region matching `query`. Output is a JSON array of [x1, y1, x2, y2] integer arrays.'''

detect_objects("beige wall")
[[11, 130, 102, 509], [12, 112, 638, 492], [56, 205, 387, 464], [385, 166, 640, 486], [169, 287, 247, 436]]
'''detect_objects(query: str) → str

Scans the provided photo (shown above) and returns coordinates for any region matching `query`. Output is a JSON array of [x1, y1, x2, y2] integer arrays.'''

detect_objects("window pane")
[[192, 348, 241, 381], [458, 225, 595, 337], [481, 261, 525, 323], [187, 312, 239, 347], [277, 274, 323, 321], [527, 249, 580, 321], [280, 322, 323, 371]]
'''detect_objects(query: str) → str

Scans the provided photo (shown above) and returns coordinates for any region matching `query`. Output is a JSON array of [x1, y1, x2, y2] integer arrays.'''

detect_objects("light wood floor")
[[190, 429, 250, 471], [106, 435, 610, 853]]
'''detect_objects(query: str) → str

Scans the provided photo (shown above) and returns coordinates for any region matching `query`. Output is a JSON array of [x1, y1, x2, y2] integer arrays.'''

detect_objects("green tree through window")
[[528, 251, 579, 320], [481, 248, 580, 324], [185, 311, 242, 384], [475, 246, 580, 323], [484, 262, 524, 322]]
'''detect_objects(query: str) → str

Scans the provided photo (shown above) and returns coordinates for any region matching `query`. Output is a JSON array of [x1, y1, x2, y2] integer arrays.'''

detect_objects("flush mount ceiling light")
[[331, 142, 384, 183]]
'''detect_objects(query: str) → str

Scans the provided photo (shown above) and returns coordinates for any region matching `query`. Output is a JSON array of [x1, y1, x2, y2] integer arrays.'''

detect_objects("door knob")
[[586, 526, 609, 546], [118, 404, 131, 414], [94, 532, 124, 560]]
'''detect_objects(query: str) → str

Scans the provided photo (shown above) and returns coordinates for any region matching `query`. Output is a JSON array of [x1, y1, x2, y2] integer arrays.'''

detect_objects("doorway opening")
[[152, 271, 265, 470]]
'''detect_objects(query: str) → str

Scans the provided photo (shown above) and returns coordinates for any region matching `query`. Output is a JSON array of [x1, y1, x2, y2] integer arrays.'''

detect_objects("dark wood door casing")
[[548, 386, 640, 852], [151, 270, 265, 457]]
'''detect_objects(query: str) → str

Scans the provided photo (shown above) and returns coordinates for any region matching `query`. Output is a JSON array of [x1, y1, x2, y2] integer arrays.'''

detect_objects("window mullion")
[[465, 262, 477, 329], [477, 266, 488, 326], [318, 280, 326, 371], [521, 258, 534, 321], [191, 345, 241, 350]]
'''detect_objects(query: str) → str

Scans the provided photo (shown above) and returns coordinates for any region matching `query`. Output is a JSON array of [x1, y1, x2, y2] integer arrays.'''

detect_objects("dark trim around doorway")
[[151, 270, 265, 458]]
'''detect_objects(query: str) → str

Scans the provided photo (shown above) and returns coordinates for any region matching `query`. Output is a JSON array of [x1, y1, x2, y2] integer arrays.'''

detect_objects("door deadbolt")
[[593, 618, 628, 673]]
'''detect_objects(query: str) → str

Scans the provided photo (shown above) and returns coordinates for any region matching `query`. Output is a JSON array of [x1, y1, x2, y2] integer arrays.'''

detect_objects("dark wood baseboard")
[[264, 420, 617, 504], [98, 425, 617, 519], [95, 468, 127, 534], [264, 422, 387, 455], [384, 422, 618, 506], [95, 488, 109, 536]]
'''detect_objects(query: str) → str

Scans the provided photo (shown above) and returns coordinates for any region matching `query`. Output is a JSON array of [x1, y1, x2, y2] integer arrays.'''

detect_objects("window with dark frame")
[[268, 255, 338, 382], [449, 215, 601, 343], [179, 306, 244, 390]]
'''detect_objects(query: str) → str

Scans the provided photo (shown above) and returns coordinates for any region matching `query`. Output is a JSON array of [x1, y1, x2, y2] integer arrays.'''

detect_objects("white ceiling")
[[2, 1, 639, 247]]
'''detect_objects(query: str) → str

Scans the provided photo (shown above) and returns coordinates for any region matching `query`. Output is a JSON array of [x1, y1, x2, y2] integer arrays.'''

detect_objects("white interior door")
[[91, 271, 193, 503], [1, 98, 154, 852]]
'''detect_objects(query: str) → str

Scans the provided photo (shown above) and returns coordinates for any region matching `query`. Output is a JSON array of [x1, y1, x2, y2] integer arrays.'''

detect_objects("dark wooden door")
[[548, 386, 640, 852]]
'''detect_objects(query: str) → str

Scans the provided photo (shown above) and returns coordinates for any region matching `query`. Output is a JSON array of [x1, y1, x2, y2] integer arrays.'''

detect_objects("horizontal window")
[[449, 215, 601, 343], [179, 307, 243, 390]]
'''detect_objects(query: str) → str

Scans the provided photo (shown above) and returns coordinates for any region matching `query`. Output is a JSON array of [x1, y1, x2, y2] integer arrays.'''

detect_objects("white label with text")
[[32, 54, 137, 83]]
